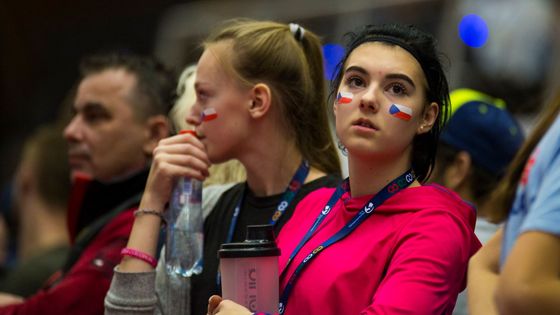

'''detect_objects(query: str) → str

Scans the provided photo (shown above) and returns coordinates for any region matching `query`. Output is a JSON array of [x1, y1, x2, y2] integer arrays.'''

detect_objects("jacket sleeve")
[[0, 211, 134, 315], [362, 210, 480, 315], [104, 267, 158, 315]]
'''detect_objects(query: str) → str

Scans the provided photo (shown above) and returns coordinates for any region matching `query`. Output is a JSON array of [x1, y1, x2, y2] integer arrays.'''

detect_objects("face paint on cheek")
[[201, 108, 218, 122], [336, 91, 354, 104], [389, 104, 413, 121]]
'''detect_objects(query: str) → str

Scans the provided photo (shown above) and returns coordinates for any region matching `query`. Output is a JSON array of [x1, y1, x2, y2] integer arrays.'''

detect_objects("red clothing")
[[0, 210, 134, 315], [0, 170, 146, 315], [278, 184, 481, 315]]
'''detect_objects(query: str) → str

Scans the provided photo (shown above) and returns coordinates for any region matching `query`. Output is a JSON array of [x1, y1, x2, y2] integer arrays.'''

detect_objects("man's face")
[[64, 69, 152, 182]]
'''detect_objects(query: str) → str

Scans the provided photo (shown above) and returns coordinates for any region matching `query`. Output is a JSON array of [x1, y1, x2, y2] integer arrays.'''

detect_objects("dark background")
[[0, 0, 182, 186], [1, 0, 558, 188]]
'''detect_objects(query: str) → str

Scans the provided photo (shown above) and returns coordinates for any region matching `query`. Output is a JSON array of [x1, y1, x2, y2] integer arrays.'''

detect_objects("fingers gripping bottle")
[[165, 176, 204, 277]]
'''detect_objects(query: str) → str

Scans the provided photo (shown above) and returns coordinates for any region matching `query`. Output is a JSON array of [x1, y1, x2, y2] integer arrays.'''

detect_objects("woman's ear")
[[443, 151, 472, 190], [249, 83, 272, 119], [143, 115, 171, 155], [417, 102, 438, 134]]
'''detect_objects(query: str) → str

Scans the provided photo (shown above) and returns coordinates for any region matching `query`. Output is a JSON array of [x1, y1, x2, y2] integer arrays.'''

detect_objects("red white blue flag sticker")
[[201, 108, 218, 121], [336, 91, 353, 104], [389, 104, 412, 121]]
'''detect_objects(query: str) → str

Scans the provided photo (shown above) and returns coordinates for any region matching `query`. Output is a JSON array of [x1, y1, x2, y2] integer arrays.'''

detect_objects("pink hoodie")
[[277, 184, 481, 315]]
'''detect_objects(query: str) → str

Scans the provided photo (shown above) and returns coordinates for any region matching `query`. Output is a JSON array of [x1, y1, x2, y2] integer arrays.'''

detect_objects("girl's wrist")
[[138, 191, 167, 212], [133, 208, 167, 226]]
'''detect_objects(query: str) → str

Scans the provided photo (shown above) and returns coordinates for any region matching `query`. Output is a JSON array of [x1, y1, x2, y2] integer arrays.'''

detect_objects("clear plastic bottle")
[[166, 177, 204, 277]]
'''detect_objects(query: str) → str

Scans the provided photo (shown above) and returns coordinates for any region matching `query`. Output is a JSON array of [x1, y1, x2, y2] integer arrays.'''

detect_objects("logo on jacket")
[[364, 202, 375, 213]]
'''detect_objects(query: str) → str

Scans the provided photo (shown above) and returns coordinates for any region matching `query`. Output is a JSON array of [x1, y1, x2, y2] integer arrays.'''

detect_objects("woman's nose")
[[359, 88, 380, 112], [186, 105, 202, 126]]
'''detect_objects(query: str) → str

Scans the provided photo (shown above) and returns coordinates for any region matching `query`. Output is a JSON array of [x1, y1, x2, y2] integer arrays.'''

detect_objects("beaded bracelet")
[[120, 248, 158, 268], [133, 208, 167, 226]]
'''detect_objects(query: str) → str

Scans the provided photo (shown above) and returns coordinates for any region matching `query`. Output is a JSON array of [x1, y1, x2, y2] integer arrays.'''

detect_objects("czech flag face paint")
[[336, 91, 353, 104], [389, 104, 413, 121], [201, 108, 218, 122]]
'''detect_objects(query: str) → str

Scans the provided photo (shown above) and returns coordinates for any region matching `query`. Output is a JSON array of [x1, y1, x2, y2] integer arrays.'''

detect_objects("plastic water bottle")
[[166, 177, 203, 277]]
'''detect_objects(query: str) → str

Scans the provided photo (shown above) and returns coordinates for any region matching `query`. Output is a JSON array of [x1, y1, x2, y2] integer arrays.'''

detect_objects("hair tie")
[[289, 23, 305, 42]]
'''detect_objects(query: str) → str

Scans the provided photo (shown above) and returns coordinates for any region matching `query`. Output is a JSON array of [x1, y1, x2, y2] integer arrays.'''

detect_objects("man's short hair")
[[79, 52, 176, 120]]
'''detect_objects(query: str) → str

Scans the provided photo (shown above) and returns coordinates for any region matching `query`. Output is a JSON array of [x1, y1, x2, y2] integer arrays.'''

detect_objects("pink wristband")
[[120, 248, 158, 268]]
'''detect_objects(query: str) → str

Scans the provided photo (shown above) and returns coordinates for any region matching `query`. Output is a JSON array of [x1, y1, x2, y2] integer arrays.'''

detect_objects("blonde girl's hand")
[[142, 131, 211, 208], [207, 295, 252, 315]]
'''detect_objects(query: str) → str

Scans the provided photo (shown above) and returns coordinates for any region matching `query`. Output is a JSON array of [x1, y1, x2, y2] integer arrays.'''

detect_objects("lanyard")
[[278, 169, 415, 314], [224, 160, 310, 244], [217, 160, 310, 286]]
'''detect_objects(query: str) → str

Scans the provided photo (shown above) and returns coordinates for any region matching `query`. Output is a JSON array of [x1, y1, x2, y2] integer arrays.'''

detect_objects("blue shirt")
[[501, 114, 560, 266]]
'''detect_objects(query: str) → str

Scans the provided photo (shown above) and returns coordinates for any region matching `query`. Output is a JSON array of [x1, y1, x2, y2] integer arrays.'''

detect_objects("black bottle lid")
[[218, 224, 281, 258]]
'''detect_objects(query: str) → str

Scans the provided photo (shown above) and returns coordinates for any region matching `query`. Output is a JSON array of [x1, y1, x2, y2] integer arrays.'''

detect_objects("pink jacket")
[[278, 184, 481, 315]]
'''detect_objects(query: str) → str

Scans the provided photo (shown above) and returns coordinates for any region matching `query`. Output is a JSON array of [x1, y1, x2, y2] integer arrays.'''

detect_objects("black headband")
[[365, 35, 422, 66], [363, 35, 432, 93]]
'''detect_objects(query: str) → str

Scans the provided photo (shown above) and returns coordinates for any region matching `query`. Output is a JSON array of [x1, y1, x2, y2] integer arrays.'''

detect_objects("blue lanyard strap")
[[278, 169, 415, 315], [225, 160, 310, 244], [217, 160, 310, 287]]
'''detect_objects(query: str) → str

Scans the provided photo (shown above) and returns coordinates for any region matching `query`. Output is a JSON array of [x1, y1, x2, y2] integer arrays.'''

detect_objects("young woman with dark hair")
[[208, 23, 480, 315]]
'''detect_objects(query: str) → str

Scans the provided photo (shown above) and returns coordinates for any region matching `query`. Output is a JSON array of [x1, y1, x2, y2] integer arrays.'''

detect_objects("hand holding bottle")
[[142, 130, 210, 208]]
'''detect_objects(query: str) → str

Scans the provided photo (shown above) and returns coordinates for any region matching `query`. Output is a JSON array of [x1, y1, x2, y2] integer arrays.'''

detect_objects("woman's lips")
[[352, 118, 378, 131]]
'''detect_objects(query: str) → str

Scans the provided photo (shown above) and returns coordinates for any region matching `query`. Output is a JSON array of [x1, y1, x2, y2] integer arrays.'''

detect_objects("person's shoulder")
[[395, 185, 481, 254], [297, 186, 339, 209], [535, 114, 560, 163], [295, 174, 341, 203], [401, 184, 477, 227], [411, 184, 472, 207], [301, 173, 341, 191]]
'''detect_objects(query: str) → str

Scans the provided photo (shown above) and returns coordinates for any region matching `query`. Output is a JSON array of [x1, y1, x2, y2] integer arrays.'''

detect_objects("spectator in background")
[[153, 63, 250, 315], [0, 209, 11, 274], [169, 64, 246, 217], [429, 88, 524, 315], [468, 90, 560, 315], [0, 51, 174, 315], [0, 125, 70, 297], [0, 184, 15, 272], [431, 88, 525, 243]]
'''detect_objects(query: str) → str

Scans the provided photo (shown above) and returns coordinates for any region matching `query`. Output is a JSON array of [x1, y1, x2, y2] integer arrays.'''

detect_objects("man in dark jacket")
[[0, 52, 174, 314]]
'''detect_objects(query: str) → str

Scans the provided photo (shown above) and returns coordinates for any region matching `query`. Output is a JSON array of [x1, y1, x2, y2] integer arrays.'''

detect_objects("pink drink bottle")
[[219, 224, 280, 314]]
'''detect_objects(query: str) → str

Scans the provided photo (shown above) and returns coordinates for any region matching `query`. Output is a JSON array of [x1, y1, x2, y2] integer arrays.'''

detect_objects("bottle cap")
[[218, 224, 281, 258]]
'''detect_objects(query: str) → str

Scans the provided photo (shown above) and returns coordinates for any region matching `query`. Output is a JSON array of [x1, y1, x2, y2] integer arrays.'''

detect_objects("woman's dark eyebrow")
[[345, 66, 416, 88], [344, 65, 368, 76], [386, 73, 416, 88]]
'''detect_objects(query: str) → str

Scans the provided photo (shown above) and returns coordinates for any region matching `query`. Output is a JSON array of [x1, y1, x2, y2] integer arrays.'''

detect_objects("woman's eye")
[[346, 76, 365, 88], [197, 92, 208, 102], [388, 83, 407, 95]]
